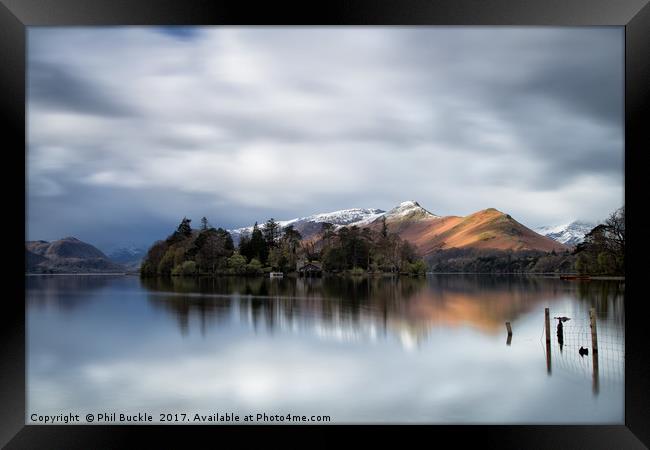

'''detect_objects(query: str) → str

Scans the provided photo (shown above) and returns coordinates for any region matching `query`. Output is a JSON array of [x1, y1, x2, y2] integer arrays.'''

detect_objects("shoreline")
[[26, 272, 129, 276], [25, 272, 624, 281]]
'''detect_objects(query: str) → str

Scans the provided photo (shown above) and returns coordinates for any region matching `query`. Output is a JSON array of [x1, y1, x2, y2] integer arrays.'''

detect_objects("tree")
[[158, 248, 176, 275], [321, 222, 335, 247], [177, 217, 192, 236], [573, 207, 625, 275], [238, 231, 253, 261], [200, 216, 209, 231], [172, 260, 197, 276], [282, 225, 302, 255], [263, 218, 281, 248], [408, 260, 427, 276], [246, 258, 263, 274], [380, 216, 388, 238], [140, 240, 167, 277], [250, 222, 268, 263], [228, 253, 247, 274], [361, 228, 374, 269], [195, 228, 234, 273], [603, 206, 625, 273]]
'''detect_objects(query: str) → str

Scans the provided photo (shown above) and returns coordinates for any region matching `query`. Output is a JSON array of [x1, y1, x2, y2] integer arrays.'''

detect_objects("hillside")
[[228, 201, 569, 257], [25, 237, 126, 274], [372, 206, 568, 255]]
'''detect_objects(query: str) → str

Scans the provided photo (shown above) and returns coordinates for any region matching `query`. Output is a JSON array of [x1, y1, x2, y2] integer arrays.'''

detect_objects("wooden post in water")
[[590, 308, 600, 394], [505, 322, 512, 346], [545, 308, 552, 374], [505, 322, 513, 335], [590, 308, 599, 355]]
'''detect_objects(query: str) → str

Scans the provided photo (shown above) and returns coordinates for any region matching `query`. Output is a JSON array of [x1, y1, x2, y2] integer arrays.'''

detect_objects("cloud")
[[28, 61, 133, 117], [26, 27, 624, 247]]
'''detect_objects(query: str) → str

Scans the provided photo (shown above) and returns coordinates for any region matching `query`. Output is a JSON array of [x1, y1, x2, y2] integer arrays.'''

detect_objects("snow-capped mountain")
[[225, 200, 568, 254], [106, 245, 147, 267], [383, 200, 439, 221], [535, 221, 596, 247], [228, 207, 386, 243]]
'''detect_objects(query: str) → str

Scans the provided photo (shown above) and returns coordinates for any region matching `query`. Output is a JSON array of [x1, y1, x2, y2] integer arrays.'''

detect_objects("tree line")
[[140, 215, 428, 277], [427, 248, 575, 274], [318, 217, 426, 275]]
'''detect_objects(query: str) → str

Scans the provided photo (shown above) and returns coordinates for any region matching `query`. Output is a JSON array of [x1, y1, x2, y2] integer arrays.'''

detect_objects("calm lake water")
[[26, 274, 625, 424]]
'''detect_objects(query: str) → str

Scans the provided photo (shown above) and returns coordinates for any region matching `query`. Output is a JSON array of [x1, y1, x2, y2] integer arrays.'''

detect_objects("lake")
[[26, 274, 625, 424]]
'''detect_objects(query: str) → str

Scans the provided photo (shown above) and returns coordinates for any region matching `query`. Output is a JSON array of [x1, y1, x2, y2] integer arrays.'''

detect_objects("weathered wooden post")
[[590, 308, 600, 394], [505, 322, 512, 346], [589, 308, 599, 355], [545, 308, 552, 374]]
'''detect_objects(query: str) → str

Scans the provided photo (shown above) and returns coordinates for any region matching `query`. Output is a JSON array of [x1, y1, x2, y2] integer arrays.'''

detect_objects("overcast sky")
[[27, 27, 624, 250]]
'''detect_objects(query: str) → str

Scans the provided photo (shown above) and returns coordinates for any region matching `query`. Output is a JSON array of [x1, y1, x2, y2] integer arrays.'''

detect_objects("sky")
[[26, 27, 624, 251]]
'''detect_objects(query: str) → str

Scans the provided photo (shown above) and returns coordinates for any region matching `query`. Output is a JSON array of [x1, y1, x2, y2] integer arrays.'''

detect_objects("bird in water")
[[579, 346, 589, 357], [554, 316, 571, 323]]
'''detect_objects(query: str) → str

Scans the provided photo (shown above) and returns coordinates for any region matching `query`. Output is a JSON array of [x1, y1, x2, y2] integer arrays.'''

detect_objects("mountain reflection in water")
[[139, 275, 624, 350], [26, 274, 624, 423]]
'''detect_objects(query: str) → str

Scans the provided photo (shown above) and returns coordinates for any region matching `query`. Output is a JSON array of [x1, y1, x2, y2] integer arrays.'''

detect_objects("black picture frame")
[[2, 0, 649, 447]]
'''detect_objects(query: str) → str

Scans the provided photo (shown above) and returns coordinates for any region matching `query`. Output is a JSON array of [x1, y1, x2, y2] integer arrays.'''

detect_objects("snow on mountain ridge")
[[535, 220, 596, 246], [228, 207, 386, 238], [228, 202, 446, 239], [384, 200, 439, 219]]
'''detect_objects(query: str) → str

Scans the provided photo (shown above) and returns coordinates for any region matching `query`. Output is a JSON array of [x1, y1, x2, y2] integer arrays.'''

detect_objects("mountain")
[[228, 201, 568, 256], [106, 245, 147, 270], [229, 207, 385, 244], [369, 205, 568, 255], [26, 237, 126, 274], [535, 221, 596, 247]]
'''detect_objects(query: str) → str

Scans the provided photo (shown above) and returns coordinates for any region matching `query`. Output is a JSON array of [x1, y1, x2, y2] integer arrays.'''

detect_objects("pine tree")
[[250, 222, 268, 264], [263, 218, 280, 247], [177, 217, 192, 236]]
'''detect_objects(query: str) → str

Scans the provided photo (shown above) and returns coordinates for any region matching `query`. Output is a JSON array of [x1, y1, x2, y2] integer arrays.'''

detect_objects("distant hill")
[[106, 245, 146, 270], [535, 221, 596, 247], [25, 237, 126, 274]]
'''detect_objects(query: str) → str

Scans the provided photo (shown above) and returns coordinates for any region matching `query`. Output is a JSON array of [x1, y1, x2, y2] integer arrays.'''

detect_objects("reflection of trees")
[[142, 275, 625, 344], [576, 281, 625, 323], [26, 275, 122, 310]]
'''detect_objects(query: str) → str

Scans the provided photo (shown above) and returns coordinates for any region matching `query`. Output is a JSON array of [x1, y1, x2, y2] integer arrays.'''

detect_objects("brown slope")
[[377, 207, 568, 255]]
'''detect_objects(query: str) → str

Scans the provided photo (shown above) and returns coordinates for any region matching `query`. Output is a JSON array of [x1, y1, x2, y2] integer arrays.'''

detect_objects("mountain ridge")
[[26, 237, 126, 274], [535, 220, 596, 247], [228, 201, 568, 255]]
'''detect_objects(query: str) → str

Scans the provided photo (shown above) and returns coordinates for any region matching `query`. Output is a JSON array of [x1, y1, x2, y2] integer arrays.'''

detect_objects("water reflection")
[[544, 293, 624, 397], [26, 275, 123, 310], [557, 321, 564, 351], [27, 274, 625, 423], [141, 275, 624, 351]]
